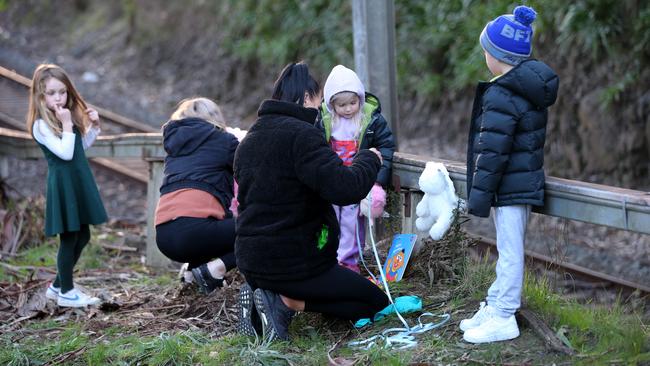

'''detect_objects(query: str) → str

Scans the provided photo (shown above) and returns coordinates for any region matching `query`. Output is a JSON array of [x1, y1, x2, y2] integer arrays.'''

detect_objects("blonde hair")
[[331, 91, 363, 137], [27, 64, 90, 137], [167, 97, 227, 130]]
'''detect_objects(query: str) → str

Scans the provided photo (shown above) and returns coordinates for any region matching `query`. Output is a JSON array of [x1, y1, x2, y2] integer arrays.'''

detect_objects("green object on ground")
[[354, 295, 422, 328]]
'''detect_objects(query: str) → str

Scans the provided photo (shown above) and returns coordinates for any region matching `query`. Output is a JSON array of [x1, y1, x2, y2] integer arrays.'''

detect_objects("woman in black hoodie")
[[234, 62, 389, 342], [155, 98, 239, 294]]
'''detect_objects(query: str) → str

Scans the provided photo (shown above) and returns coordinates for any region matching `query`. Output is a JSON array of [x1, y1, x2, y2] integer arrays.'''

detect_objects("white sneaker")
[[459, 301, 492, 332], [463, 313, 520, 343], [57, 288, 101, 308], [178, 263, 192, 283], [45, 283, 60, 300]]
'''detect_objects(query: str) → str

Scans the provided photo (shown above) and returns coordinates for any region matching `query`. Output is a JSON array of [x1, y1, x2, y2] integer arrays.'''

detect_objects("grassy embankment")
[[0, 220, 647, 365]]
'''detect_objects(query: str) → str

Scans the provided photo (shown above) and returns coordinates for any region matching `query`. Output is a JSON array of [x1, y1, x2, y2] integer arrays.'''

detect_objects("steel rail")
[[0, 66, 154, 183], [473, 236, 650, 293], [0, 65, 157, 133]]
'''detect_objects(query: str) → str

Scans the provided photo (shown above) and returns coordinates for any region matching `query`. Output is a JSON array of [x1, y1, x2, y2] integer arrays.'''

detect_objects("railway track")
[[1, 64, 647, 295], [473, 237, 650, 294], [0, 65, 154, 183]]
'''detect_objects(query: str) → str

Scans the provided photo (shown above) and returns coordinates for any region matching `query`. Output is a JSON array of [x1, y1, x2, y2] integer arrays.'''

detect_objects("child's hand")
[[86, 108, 100, 128], [54, 105, 73, 132], [359, 184, 386, 219], [369, 148, 383, 163]]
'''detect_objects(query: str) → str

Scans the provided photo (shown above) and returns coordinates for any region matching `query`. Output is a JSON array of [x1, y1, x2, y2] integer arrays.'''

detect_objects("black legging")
[[247, 264, 389, 321], [54, 224, 91, 292], [156, 216, 236, 271]]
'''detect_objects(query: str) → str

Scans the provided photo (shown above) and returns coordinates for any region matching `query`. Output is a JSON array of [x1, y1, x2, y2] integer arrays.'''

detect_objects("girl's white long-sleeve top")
[[32, 119, 100, 161]]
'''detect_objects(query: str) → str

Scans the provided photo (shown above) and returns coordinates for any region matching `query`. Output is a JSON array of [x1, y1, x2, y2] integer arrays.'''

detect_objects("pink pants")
[[333, 204, 366, 272]]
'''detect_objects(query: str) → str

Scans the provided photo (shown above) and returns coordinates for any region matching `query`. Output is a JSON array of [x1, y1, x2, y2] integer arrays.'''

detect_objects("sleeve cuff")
[[468, 191, 492, 217]]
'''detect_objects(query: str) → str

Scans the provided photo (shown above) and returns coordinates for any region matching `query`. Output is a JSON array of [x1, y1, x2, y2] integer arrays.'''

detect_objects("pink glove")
[[229, 180, 240, 217], [360, 184, 386, 219]]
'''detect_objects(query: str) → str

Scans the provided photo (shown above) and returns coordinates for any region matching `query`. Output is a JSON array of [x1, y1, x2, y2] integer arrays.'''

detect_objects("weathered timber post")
[[352, 0, 399, 149], [401, 189, 429, 256], [0, 155, 8, 180], [145, 158, 169, 267], [353, 0, 400, 241]]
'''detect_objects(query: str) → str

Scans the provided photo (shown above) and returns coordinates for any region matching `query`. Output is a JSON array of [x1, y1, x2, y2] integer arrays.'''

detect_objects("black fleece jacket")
[[234, 100, 381, 281], [467, 59, 559, 217]]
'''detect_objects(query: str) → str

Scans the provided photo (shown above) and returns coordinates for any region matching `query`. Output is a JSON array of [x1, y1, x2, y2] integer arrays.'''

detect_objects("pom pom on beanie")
[[514, 5, 536, 26]]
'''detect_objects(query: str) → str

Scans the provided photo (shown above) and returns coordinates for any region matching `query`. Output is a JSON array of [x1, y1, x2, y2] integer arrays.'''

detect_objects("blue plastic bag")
[[354, 295, 422, 328]]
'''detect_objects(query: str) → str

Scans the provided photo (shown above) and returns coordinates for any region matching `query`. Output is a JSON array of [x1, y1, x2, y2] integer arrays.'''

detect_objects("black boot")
[[237, 283, 263, 337], [191, 263, 224, 294], [253, 288, 295, 342]]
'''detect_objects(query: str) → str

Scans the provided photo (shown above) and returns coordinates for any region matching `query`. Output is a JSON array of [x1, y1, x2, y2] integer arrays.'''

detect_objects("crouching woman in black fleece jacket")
[[234, 62, 389, 342]]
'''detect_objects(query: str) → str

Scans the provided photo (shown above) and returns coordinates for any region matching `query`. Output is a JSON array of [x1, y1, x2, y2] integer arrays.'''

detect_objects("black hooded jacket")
[[159, 117, 239, 211], [234, 100, 380, 281], [467, 59, 559, 217]]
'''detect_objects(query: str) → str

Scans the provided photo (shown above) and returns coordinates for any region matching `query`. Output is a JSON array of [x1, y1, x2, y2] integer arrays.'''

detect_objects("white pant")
[[486, 205, 531, 317]]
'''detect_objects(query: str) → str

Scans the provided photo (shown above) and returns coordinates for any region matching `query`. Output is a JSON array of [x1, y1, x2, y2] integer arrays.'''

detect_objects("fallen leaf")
[[16, 290, 47, 317], [555, 325, 573, 350], [329, 357, 356, 366]]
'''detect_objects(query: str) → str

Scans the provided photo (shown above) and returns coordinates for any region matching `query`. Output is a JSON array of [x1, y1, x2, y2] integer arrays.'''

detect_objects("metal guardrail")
[[394, 153, 650, 235], [0, 128, 167, 266], [1, 130, 649, 269], [0, 128, 163, 160]]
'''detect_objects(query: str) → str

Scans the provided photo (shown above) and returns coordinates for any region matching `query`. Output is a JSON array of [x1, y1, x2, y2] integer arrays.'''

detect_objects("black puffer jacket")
[[234, 100, 380, 281], [160, 117, 239, 210], [467, 59, 559, 217]]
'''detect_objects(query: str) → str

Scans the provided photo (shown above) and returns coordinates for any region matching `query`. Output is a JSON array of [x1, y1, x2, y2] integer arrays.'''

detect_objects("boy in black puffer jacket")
[[461, 5, 559, 344]]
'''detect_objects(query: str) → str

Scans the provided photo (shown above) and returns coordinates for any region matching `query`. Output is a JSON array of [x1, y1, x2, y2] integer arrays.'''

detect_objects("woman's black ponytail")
[[271, 62, 320, 106]]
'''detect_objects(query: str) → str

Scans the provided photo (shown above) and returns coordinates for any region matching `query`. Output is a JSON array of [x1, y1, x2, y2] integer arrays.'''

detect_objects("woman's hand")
[[86, 108, 100, 129], [54, 104, 73, 132], [369, 148, 383, 164]]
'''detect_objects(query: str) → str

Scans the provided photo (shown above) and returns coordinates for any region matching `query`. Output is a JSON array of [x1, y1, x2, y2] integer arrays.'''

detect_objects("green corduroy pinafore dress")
[[38, 127, 108, 237]]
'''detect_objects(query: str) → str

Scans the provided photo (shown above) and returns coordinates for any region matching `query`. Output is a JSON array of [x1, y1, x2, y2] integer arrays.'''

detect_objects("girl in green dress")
[[27, 64, 108, 308]]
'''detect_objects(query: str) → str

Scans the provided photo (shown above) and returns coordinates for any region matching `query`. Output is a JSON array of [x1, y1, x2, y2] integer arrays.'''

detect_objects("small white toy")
[[226, 127, 248, 217], [226, 126, 248, 142], [415, 162, 459, 240]]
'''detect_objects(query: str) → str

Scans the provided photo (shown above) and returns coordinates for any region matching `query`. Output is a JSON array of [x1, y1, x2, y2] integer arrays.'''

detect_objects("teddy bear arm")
[[428, 205, 455, 240], [415, 198, 430, 217], [416, 215, 435, 231]]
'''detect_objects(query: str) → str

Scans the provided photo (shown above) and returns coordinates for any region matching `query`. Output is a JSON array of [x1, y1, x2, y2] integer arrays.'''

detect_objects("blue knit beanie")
[[480, 5, 537, 66]]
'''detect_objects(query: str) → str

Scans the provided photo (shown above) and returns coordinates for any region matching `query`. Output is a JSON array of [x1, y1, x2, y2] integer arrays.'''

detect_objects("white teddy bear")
[[415, 162, 459, 240]]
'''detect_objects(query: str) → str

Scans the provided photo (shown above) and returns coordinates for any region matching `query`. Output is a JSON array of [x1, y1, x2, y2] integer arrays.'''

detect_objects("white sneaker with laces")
[[463, 313, 520, 343], [57, 288, 101, 308], [459, 301, 492, 332], [45, 283, 60, 300]]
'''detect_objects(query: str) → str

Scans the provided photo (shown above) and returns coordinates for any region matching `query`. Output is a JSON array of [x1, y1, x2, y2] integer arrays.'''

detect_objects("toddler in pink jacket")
[[316, 65, 396, 273]]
